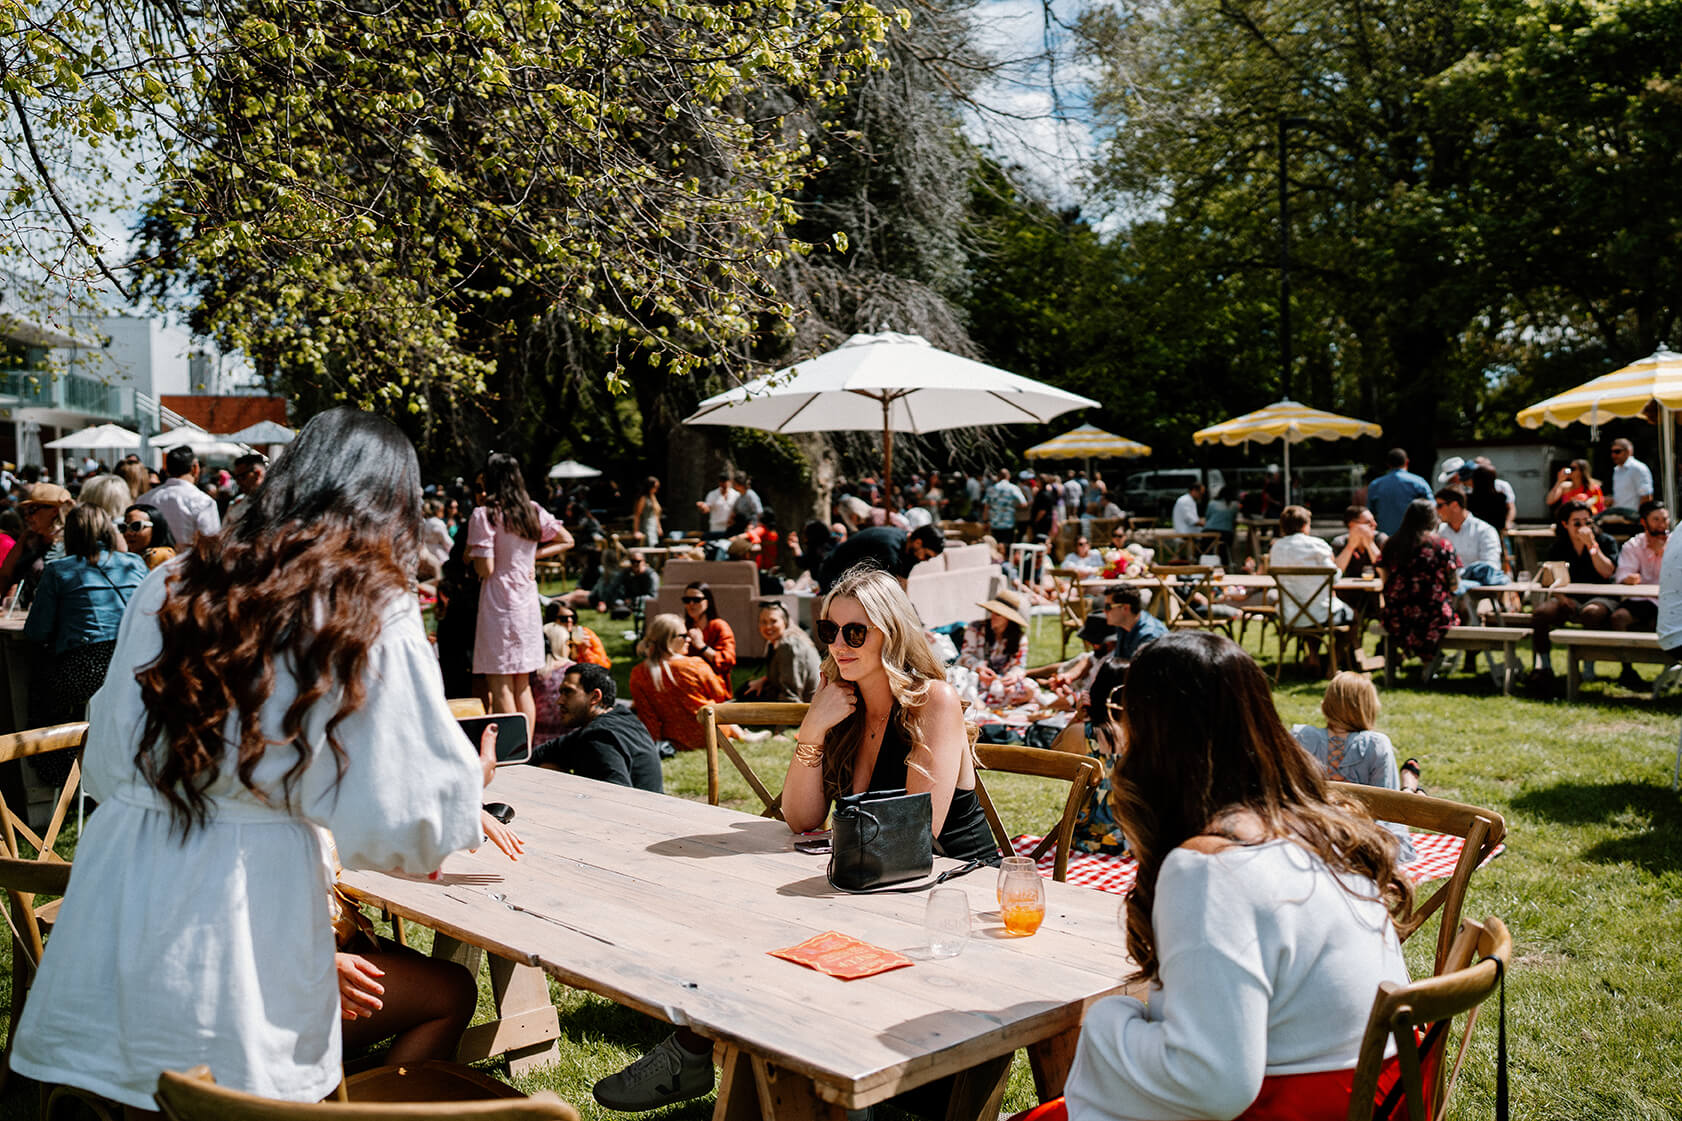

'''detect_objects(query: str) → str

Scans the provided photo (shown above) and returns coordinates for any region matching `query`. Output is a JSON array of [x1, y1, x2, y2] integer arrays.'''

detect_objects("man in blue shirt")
[[1366, 447, 1432, 535], [1104, 585, 1168, 661]]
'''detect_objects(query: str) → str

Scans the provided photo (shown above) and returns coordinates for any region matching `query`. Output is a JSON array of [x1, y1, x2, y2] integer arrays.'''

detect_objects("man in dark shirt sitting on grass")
[[531, 663, 663, 792]]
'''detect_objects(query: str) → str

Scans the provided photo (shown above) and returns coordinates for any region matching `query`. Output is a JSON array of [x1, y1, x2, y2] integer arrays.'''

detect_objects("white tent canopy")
[[223, 420, 295, 445]]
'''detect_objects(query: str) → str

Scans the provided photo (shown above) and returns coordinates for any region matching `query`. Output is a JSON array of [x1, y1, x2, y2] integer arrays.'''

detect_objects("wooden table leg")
[[944, 1053, 1013, 1121], [748, 1057, 845, 1121], [432, 933, 561, 1074], [712, 1046, 760, 1121], [1027, 1026, 1081, 1103]]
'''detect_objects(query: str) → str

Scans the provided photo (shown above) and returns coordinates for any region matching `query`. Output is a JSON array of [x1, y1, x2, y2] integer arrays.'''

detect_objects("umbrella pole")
[[1664, 406, 1677, 515], [881, 397, 893, 499], [1284, 441, 1292, 507]]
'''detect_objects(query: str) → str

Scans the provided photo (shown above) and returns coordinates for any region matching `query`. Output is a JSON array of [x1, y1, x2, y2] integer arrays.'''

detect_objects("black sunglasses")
[[121, 520, 152, 533], [815, 619, 871, 648], [681, 595, 707, 604]]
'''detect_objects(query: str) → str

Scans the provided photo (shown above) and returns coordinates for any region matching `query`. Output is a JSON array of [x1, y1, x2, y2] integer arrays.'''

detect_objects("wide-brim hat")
[[22, 483, 72, 509], [976, 588, 1029, 629]]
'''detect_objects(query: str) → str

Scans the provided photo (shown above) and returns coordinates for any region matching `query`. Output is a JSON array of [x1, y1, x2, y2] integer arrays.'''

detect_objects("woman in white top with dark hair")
[[1057, 631, 1413, 1121]]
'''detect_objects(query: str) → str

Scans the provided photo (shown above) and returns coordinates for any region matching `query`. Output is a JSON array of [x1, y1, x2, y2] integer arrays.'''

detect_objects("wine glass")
[[924, 888, 971, 959]]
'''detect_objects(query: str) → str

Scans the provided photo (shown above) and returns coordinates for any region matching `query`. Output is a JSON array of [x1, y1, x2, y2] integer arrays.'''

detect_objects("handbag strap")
[[826, 858, 986, 895]]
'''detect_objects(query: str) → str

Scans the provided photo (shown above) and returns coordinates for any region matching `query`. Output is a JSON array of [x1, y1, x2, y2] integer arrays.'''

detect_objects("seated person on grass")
[[532, 663, 663, 792], [1289, 671, 1416, 861], [737, 600, 821, 703]]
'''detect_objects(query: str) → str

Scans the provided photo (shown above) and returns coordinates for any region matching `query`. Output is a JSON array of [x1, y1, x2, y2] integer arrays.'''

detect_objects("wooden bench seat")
[[1383, 625, 1531, 694], [1552, 630, 1674, 700]]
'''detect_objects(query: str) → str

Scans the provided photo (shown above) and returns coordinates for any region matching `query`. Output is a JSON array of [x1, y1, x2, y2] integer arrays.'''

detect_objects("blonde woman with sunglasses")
[[781, 566, 998, 865]]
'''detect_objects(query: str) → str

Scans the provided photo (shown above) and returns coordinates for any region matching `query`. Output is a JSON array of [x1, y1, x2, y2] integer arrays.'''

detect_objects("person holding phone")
[[9, 409, 498, 1111], [1545, 457, 1606, 515]]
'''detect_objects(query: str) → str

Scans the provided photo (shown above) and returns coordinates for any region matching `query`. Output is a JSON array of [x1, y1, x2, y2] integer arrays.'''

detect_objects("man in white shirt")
[[1609, 438, 1655, 516], [1267, 505, 1353, 629], [1171, 482, 1206, 534], [694, 472, 734, 538], [1433, 488, 1506, 614], [1610, 500, 1668, 691], [137, 447, 221, 546]]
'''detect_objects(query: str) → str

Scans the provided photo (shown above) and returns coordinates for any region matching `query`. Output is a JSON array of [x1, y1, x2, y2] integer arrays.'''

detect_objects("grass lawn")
[[3, 585, 1680, 1119]]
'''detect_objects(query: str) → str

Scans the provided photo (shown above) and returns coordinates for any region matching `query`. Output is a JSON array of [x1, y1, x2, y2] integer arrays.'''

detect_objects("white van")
[[1120, 469, 1227, 518]]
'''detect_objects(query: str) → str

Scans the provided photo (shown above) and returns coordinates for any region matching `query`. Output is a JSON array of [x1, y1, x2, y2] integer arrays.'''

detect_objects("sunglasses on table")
[[815, 619, 872, 648], [121, 520, 152, 533]]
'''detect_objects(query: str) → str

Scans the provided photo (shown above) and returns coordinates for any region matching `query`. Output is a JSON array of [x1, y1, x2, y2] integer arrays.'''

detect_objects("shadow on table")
[[647, 818, 797, 859], [1510, 780, 1682, 875]]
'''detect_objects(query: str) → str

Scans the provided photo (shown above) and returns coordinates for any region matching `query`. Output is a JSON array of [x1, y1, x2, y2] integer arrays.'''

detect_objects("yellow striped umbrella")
[[1025, 424, 1152, 463], [1517, 346, 1682, 511], [1193, 399, 1382, 505]]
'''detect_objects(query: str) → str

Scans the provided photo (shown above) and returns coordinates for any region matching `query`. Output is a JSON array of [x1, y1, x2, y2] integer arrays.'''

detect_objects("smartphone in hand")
[[458, 713, 531, 766]]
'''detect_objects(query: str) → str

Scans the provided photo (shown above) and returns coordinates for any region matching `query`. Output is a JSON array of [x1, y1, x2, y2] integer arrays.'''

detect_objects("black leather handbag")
[[827, 789, 984, 893]]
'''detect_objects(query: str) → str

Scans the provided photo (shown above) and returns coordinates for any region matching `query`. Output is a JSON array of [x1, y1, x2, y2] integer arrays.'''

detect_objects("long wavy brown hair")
[[1113, 632, 1413, 983], [134, 408, 423, 832]]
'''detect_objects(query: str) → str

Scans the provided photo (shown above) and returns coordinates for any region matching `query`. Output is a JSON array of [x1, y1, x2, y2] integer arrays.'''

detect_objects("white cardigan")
[[12, 563, 483, 1109], [1066, 840, 1407, 1121]]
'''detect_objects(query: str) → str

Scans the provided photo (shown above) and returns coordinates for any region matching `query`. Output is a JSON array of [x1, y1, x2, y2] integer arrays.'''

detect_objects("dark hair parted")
[[1113, 632, 1412, 983], [482, 453, 540, 541], [1380, 498, 1439, 571], [684, 581, 719, 623], [134, 408, 424, 833]]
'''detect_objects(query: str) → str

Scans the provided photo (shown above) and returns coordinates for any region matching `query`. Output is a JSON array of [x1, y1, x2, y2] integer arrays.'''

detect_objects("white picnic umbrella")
[[548, 459, 602, 480], [223, 420, 296, 445], [683, 331, 1099, 492], [153, 427, 250, 458], [43, 423, 141, 450]]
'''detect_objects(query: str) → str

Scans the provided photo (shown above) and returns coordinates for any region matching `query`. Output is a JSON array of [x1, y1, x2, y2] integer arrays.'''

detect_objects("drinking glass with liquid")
[[997, 856, 1046, 936]]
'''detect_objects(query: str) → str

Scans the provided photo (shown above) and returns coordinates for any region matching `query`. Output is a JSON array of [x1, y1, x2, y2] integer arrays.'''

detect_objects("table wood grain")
[[341, 767, 1140, 1118]]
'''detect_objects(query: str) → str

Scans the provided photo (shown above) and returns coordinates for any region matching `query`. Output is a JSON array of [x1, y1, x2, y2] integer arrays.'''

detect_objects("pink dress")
[[467, 501, 563, 675]]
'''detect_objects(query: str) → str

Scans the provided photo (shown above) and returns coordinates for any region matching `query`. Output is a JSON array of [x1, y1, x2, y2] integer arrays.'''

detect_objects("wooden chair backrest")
[[0, 722, 89, 867], [1346, 917, 1511, 1121], [1270, 565, 1340, 631], [1330, 783, 1507, 975], [447, 698, 488, 718], [971, 743, 1101, 882], [698, 702, 809, 815], [155, 1067, 580, 1121], [1149, 565, 1224, 630]]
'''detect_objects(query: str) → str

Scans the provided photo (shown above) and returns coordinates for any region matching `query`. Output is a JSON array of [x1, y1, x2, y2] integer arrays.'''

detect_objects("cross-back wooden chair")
[[1270, 566, 1350, 680], [1051, 568, 1092, 659], [1347, 916, 1511, 1121], [0, 722, 89, 1095], [971, 743, 1101, 882], [1150, 565, 1234, 637], [698, 702, 810, 816], [153, 1065, 580, 1121], [1331, 783, 1507, 977]]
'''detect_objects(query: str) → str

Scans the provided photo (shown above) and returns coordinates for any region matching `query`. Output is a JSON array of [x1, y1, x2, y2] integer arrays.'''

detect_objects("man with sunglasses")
[[816, 523, 944, 593], [1105, 585, 1166, 663], [1608, 500, 1669, 691]]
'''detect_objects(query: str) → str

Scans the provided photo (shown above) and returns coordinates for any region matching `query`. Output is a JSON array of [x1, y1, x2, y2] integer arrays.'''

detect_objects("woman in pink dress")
[[468, 454, 572, 742]]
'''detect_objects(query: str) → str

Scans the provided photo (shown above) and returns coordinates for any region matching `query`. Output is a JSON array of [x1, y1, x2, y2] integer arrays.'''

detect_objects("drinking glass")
[[997, 856, 1037, 906], [1360, 564, 1375, 581], [999, 862, 1047, 937], [924, 888, 971, 958]]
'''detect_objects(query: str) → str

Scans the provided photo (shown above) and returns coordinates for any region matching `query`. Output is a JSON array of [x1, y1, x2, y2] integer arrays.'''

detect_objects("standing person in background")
[[695, 472, 734, 538], [984, 468, 1027, 545], [420, 499, 453, 568], [729, 472, 763, 534], [1608, 437, 1655, 518], [1365, 448, 1432, 536], [468, 453, 573, 744], [117, 461, 150, 501], [24, 505, 148, 727], [227, 452, 268, 521], [137, 446, 221, 546], [633, 475, 663, 544]]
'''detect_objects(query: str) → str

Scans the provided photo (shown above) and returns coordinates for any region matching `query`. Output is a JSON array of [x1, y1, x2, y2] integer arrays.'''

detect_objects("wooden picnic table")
[[1463, 580, 1658, 602], [1506, 527, 1555, 575], [340, 767, 1139, 1120]]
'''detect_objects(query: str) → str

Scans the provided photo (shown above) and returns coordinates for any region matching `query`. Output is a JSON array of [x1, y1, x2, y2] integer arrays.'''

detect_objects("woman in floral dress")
[[1378, 497, 1459, 668]]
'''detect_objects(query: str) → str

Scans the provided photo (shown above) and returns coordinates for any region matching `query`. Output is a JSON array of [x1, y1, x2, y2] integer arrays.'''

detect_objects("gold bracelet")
[[794, 741, 825, 768]]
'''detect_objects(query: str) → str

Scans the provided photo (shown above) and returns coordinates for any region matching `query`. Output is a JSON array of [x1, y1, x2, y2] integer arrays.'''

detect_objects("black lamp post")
[[1278, 116, 1310, 403]]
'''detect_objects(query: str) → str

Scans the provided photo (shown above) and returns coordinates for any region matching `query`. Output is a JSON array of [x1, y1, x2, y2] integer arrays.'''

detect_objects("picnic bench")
[[1382, 625, 1531, 695], [1553, 630, 1675, 700]]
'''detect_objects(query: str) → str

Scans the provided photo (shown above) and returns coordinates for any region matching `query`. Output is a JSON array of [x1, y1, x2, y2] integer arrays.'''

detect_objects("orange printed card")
[[770, 930, 914, 980]]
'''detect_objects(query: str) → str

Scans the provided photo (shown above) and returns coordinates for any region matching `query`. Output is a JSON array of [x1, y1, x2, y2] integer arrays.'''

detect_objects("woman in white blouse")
[[11, 409, 491, 1111], [1062, 631, 1414, 1121]]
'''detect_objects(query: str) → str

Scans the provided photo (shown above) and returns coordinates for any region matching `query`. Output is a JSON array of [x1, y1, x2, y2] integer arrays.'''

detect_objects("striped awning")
[[1193, 400, 1382, 446], [1517, 347, 1682, 428], [1025, 424, 1152, 460]]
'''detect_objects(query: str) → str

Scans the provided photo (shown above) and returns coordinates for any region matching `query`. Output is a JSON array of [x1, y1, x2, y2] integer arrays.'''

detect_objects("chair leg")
[[1673, 715, 1681, 792]]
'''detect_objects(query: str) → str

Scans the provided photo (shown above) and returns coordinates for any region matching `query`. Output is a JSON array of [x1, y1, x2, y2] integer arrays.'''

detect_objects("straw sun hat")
[[975, 588, 1029, 628]]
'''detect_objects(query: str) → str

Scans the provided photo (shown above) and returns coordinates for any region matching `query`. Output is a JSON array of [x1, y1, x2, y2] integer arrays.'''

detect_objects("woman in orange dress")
[[629, 613, 734, 751], [1544, 457, 1606, 515], [679, 581, 736, 683]]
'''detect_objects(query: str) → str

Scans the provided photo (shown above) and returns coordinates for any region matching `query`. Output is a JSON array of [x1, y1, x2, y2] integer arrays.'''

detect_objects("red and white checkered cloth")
[[1010, 832, 1505, 897]]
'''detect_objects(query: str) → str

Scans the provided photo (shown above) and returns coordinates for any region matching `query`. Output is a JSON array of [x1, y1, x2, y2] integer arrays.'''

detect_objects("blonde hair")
[[816, 567, 948, 799], [639, 612, 687, 689], [80, 474, 130, 523], [117, 462, 150, 500], [1321, 671, 1380, 731]]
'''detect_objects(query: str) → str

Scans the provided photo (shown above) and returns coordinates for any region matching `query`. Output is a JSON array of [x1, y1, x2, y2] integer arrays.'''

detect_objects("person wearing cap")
[[0, 483, 73, 607], [960, 589, 1035, 704], [984, 468, 1028, 544], [137, 446, 222, 546], [1366, 448, 1432, 536]]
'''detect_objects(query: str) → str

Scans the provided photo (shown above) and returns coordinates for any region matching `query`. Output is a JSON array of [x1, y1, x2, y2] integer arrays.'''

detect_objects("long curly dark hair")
[[134, 408, 423, 833], [1113, 632, 1413, 983], [482, 453, 540, 541]]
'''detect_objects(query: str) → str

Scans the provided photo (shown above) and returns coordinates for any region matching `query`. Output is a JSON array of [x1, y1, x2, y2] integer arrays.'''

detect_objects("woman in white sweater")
[[1062, 632, 1414, 1121]]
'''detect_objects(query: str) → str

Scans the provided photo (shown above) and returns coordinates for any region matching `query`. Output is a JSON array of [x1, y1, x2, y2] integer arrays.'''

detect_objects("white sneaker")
[[1653, 664, 1682, 698], [593, 1033, 715, 1111]]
